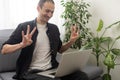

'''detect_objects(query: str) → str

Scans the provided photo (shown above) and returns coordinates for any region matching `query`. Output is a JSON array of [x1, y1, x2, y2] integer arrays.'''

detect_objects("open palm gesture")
[[20, 25, 36, 48], [70, 25, 80, 43]]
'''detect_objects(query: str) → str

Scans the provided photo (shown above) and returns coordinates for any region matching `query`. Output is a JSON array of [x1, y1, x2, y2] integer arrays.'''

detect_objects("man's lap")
[[23, 70, 89, 80], [22, 72, 60, 80], [60, 70, 89, 80]]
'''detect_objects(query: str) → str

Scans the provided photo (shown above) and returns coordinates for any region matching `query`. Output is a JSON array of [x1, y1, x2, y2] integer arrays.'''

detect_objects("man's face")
[[38, 2, 55, 23]]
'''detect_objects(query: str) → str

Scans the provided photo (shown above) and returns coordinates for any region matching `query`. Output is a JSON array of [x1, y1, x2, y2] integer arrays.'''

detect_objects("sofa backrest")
[[0, 29, 20, 72]]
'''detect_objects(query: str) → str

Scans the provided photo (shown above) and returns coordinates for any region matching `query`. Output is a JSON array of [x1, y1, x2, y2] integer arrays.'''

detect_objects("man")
[[1, 0, 89, 80]]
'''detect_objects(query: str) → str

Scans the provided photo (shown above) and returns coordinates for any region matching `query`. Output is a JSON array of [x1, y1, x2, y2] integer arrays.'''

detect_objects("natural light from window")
[[0, 0, 65, 34]]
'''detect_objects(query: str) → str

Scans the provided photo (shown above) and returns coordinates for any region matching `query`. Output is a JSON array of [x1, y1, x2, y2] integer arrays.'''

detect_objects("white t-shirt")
[[29, 23, 52, 70]]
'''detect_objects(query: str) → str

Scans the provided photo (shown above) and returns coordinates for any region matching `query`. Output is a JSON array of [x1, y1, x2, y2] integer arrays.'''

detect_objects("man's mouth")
[[46, 16, 50, 19]]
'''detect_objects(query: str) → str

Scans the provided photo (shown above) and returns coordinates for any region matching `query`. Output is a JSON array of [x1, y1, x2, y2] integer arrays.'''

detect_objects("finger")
[[71, 25, 77, 33], [74, 24, 79, 33], [30, 27, 37, 36], [22, 31, 25, 41], [76, 25, 79, 33], [26, 25, 30, 35], [22, 31, 24, 38], [71, 25, 75, 33], [74, 26, 77, 33]]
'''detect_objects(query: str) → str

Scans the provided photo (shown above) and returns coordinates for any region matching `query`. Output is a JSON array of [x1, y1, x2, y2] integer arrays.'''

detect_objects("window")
[[0, 0, 64, 31]]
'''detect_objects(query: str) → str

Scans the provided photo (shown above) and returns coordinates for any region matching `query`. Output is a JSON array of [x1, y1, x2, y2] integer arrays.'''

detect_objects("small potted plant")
[[61, 0, 92, 49], [102, 35, 120, 80], [84, 19, 120, 80]]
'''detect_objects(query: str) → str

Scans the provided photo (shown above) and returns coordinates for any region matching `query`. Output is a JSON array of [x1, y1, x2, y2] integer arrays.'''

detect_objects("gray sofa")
[[0, 29, 103, 80]]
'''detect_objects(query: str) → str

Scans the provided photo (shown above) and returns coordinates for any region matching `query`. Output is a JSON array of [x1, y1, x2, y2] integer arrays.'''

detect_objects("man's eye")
[[46, 10, 54, 14], [46, 10, 50, 13]]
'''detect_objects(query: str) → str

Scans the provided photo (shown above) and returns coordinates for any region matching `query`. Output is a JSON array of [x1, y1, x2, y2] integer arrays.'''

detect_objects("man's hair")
[[38, 0, 54, 8]]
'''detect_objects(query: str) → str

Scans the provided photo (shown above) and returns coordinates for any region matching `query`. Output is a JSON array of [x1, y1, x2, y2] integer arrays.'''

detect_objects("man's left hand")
[[69, 25, 80, 43]]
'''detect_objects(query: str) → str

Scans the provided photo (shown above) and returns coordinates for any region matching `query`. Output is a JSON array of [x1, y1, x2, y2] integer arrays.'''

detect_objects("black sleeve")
[[58, 37, 62, 51], [3, 24, 23, 45], [56, 27, 62, 51]]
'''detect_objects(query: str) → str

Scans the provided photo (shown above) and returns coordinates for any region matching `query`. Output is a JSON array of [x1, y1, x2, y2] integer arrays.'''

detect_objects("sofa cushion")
[[0, 76, 3, 80], [93, 77, 102, 80], [0, 50, 20, 72], [0, 29, 21, 72], [82, 66, 103, 80], [0, 29, 14, 46], [0, 72, 15, 80]]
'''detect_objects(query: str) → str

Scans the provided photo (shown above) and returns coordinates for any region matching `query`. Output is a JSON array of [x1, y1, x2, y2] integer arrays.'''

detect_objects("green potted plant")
[[61, 0, 92, 49], [102, 31, 120, 80], [84, 19, 120, 80], [84, 19, 120, 66], [102, 40, 120, 80]]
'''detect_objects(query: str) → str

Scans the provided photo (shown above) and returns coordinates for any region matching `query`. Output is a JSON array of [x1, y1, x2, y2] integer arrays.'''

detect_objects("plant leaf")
[[111, 49, 120, 56], [100, 37, 112, 43], [97, 19, 103, 32], [115, 36, 120, 40], [106, 21, 120, 29], [104, 54, 115, 68]]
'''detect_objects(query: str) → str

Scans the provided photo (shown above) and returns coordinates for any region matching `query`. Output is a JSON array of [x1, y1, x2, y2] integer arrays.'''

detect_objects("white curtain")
[[0, 0, 64, 33]]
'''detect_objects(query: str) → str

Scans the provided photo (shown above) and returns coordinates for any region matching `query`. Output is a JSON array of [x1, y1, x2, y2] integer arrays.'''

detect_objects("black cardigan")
[[3, 18, 62, 79]]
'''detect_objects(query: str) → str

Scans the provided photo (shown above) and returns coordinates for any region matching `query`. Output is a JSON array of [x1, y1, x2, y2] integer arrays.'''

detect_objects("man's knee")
[[74, 70, 89, 80], [60, 70, 89, 80]]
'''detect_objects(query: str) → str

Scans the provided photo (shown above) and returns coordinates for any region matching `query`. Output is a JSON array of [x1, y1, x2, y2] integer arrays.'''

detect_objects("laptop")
[[37, 49, 92, 78]]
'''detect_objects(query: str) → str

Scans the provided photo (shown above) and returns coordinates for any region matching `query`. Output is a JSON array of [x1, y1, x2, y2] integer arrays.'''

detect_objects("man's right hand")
[[20, 25, 36, 48], [1, 25, 36, 54]]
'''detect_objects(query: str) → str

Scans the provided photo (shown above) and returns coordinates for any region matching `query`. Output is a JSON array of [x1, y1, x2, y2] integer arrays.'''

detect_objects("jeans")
[[21, 69, 89, 80]]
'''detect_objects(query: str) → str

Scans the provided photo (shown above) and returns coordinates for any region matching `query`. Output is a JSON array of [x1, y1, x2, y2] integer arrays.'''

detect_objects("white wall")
[[0, 0, 64, 31], [84, 0, 120, 80]]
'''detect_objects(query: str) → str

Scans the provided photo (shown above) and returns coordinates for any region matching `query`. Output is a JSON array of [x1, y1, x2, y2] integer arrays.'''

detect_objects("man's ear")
[[37, 5, 40, 12], [37, 6, 39, 12]]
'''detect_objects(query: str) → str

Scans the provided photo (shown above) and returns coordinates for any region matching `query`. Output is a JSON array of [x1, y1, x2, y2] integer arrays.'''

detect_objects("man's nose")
[[47, 12, 53, 18]]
